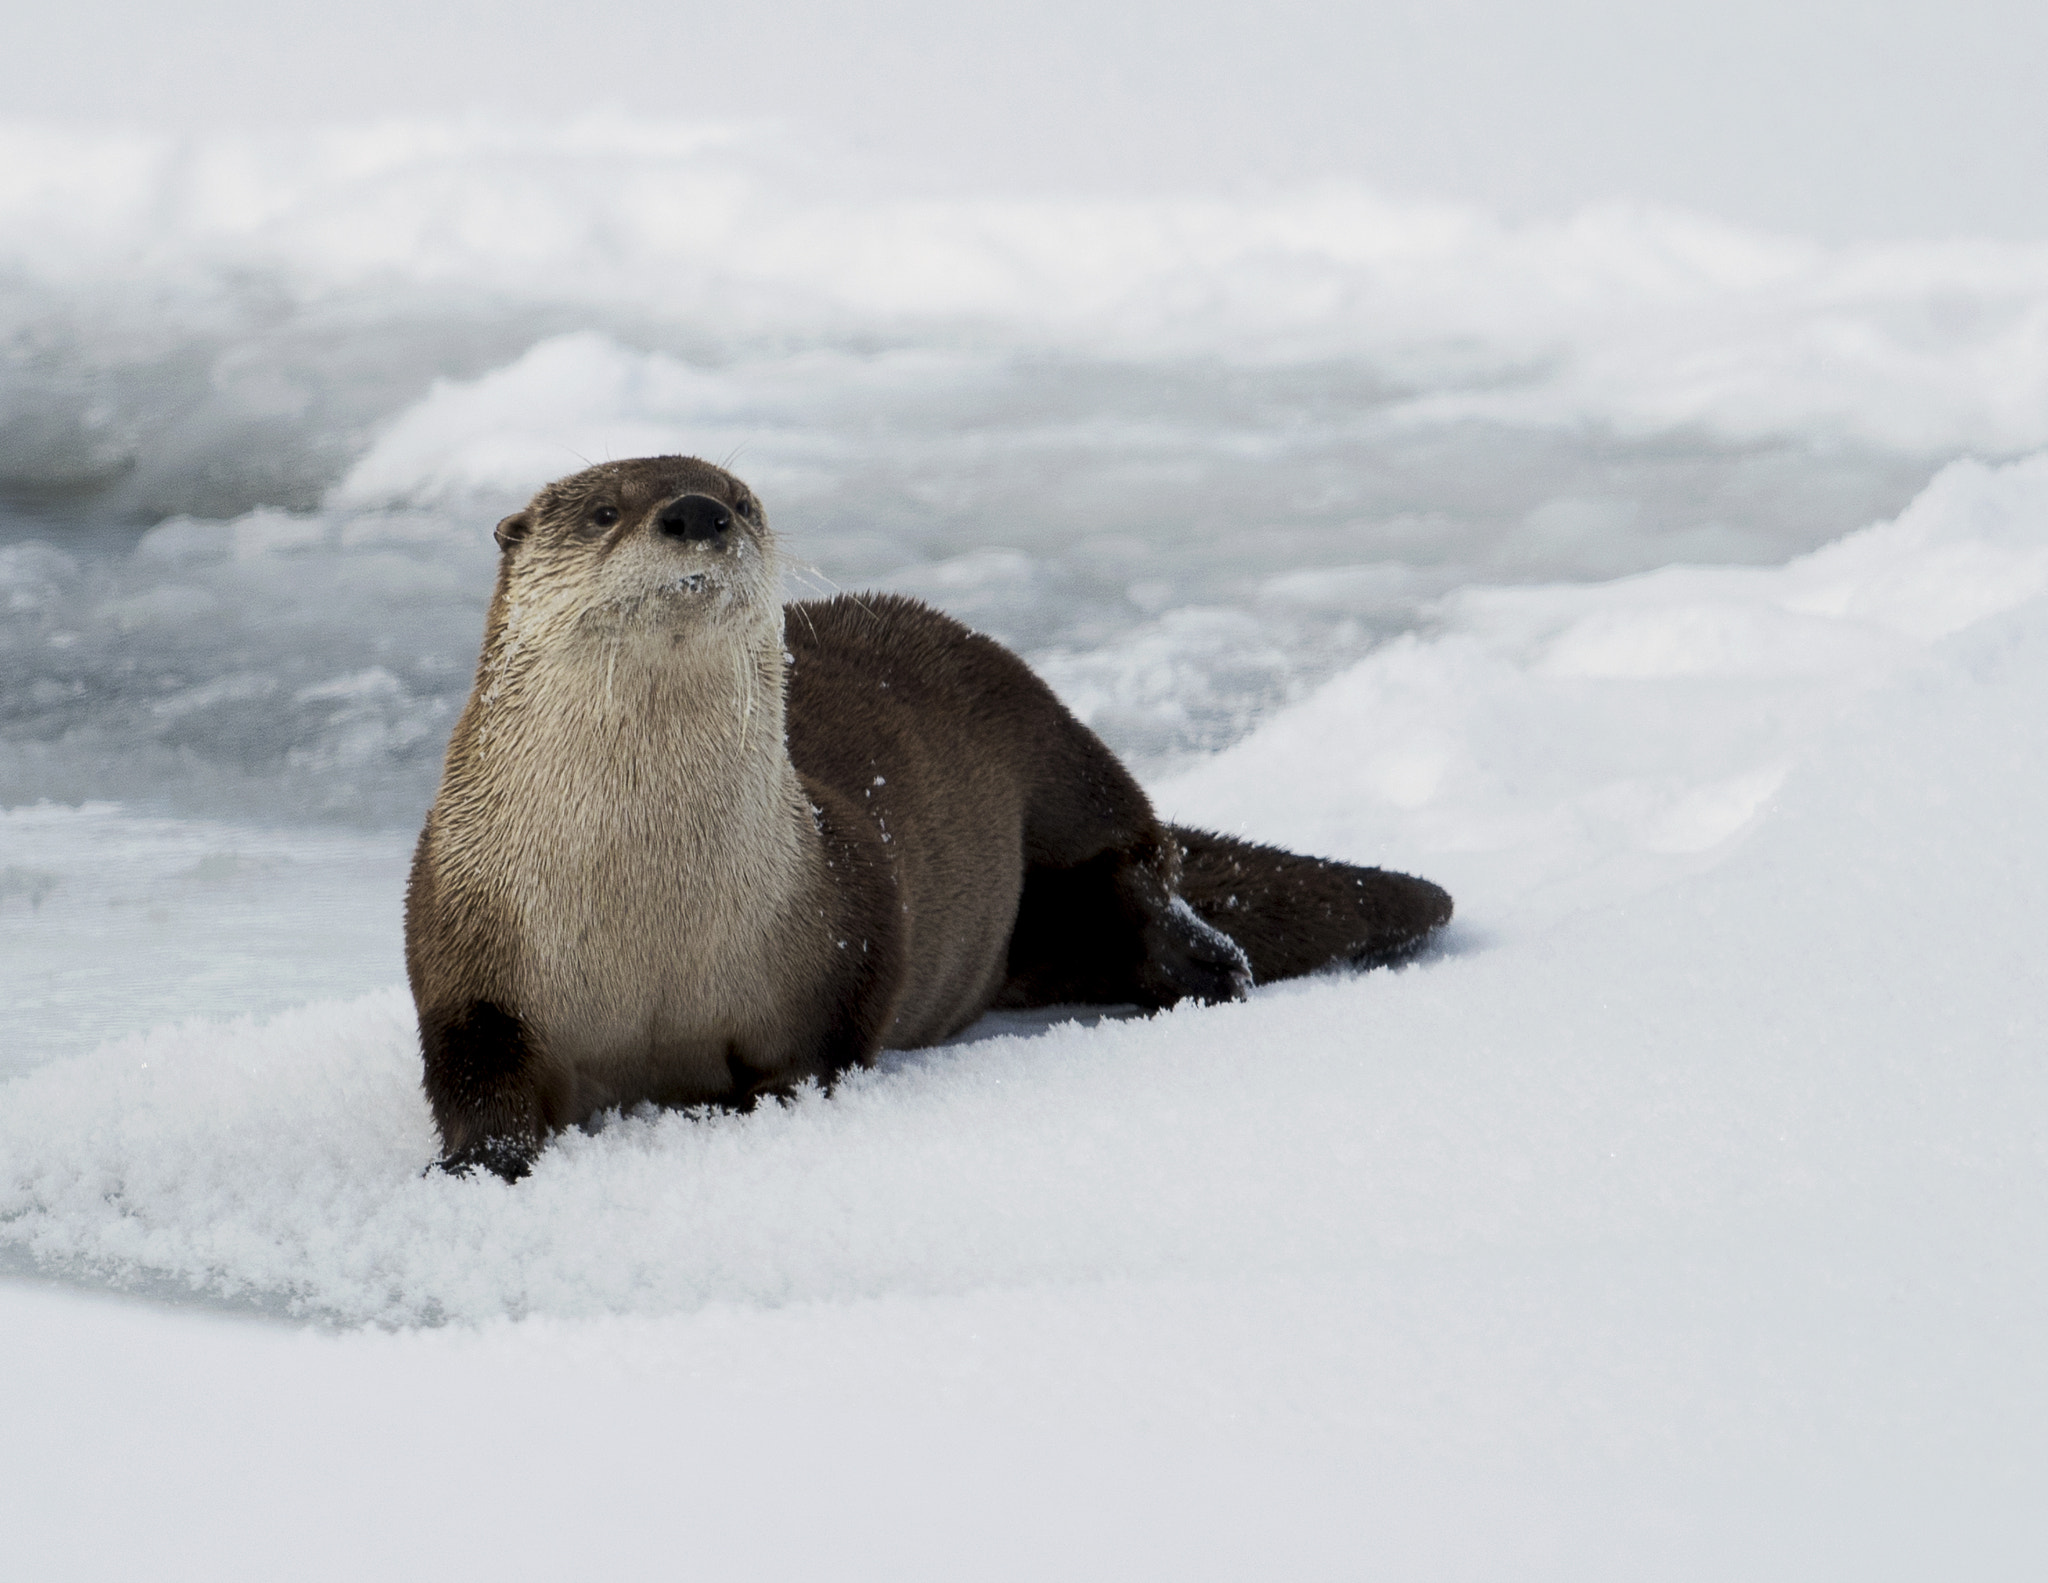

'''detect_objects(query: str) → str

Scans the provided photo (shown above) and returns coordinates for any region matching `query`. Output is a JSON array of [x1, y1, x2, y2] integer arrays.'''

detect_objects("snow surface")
[[5, 456, 2047, 1575]]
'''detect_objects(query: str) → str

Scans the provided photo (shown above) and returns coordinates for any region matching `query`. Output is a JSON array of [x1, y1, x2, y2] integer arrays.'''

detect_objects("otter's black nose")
[[657, 494, 733, 544]]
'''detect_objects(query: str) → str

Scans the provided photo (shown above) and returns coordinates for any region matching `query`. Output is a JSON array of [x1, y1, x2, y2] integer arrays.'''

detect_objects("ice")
[[0, 803, 409, 1070], [0, 121, 2003, 550], [0, 501, 488, 821], [0, 324, 1976, 820], [1160, 454, 2048, 924], [330, 332, 779, 509], [9, 122, 2048, 484]]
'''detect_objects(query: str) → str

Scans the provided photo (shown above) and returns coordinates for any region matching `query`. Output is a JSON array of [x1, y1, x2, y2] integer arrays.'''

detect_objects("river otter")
[[406, 456, 1451, 1179]]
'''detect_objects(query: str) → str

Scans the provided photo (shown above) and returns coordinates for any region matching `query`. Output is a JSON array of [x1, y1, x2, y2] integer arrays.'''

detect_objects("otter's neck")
[[437, 613, 815, 922]]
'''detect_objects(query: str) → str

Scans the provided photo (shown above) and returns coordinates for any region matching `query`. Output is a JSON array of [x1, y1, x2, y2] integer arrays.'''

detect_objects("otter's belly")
[[530, 976, 736, 1116], [512, 878, 814, 1117]]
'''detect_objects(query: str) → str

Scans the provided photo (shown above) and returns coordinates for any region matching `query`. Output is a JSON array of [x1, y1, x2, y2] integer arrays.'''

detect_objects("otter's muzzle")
[[657, 494, 733, 545]]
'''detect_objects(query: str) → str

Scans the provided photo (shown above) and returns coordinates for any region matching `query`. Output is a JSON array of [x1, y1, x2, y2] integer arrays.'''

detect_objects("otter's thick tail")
[[1170, 827, 1452, 985]]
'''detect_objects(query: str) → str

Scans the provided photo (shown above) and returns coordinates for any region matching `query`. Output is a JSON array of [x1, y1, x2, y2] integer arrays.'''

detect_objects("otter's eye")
[[591, 506, 621, 529]]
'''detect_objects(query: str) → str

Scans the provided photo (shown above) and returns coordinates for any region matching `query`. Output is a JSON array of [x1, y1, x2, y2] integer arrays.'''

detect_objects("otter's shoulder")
[[783, 592, 1041, 699]]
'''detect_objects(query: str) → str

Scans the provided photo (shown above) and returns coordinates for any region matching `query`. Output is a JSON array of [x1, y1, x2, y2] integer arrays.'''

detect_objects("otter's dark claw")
[[434, 1136, 535, 1183]]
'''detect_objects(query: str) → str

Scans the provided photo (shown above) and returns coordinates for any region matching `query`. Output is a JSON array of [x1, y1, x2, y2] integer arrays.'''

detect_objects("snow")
[[5, 455, 2048, 1572], [6, 100, 2048, 1578], [1159, 454, 2048, 924]]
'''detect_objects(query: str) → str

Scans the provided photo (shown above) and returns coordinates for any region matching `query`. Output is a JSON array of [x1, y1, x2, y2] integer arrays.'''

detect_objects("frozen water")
[[0, 803, 408, 1071], [5, 120, 2036, 817], [1160, 454, 2048, 923]]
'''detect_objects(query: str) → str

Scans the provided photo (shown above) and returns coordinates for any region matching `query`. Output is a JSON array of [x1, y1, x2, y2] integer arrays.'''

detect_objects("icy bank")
[[1161, 450, 2048, 922]]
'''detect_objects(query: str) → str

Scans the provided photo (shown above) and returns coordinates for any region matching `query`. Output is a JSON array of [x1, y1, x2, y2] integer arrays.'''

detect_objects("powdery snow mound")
[[1161, 451, 2048, 922], [4, 456, 2046, 1338], [330, 333, 1004, 511]]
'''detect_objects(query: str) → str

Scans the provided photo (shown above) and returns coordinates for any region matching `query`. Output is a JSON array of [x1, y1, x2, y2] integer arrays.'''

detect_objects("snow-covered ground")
[[5, 118, 2048, 1577]]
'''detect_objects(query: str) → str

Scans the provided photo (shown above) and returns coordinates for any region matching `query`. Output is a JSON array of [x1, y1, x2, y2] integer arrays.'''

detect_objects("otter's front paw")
[[434, 1135, 537, 1183]]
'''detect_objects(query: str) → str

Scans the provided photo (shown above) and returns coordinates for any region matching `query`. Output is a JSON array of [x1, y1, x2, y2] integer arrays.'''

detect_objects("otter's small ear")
[[494, 512, 534, 551]]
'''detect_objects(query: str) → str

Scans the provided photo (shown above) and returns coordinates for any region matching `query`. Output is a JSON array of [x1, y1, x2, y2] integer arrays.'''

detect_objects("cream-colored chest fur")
[[433, 618, 824, 1098]]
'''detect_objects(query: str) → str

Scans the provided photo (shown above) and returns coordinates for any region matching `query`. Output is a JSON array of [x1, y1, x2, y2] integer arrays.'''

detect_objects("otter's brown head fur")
[[488, 454, 778, 661], [451, 453, 794, 803]]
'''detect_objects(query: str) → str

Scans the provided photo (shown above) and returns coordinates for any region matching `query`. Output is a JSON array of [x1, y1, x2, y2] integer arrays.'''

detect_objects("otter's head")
[[490, 456, 778, 650]]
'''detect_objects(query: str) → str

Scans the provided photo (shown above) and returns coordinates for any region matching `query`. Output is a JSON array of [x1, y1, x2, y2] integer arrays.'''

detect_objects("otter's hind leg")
[[1171, 827, 1452, 984], [998, 839, 1252, 1011], [990, 678, 1250, 1011]]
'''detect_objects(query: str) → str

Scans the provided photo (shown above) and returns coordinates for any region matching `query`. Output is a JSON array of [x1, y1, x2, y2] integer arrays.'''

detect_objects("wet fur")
[[406, 456, 1452, 1178]]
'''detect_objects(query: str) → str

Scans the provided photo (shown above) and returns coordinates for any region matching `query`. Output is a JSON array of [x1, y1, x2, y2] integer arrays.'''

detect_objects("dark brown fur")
[[406, 457, 1451, 1179]]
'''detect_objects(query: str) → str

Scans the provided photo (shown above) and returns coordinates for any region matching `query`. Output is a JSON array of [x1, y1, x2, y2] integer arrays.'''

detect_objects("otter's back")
[[783, 594, 1105, 1044]]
